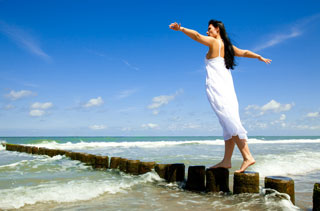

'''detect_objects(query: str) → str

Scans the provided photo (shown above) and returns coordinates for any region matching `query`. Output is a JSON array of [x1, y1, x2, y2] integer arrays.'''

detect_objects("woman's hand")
[[258, 56, 272, 64], [169, 22, 181, 31]]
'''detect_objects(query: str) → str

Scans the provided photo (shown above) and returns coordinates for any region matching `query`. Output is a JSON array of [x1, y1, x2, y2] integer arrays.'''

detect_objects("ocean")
[[0, 136, 319, 210]]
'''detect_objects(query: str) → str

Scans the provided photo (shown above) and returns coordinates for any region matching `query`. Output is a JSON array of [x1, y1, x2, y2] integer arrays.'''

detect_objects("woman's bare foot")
[[235, 158, 255, 173], [209, 160, 231, 169]]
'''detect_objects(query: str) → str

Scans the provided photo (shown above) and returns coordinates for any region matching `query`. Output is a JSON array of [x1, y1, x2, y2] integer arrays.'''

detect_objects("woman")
[[169, 20, 271, 173]]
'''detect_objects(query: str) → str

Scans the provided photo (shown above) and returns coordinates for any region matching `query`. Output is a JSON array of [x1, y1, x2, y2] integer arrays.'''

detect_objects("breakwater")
[[4, 142, 317, 209]]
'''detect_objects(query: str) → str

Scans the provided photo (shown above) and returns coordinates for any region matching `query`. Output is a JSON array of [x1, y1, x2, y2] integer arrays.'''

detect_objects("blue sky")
[[0, 0, 320, 136]]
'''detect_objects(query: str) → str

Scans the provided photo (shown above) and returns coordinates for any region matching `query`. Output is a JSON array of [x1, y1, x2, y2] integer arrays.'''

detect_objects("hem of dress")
[[224, 133, 248, 141]]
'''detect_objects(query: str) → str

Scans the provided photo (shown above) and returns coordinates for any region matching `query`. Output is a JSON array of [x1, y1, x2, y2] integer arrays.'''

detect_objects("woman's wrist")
[[179, 27, 184, 32]]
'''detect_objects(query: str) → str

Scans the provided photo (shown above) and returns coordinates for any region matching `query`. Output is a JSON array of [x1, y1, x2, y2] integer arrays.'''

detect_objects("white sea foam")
[[0, 159, 30, 169], [28, 140, 225, 150], [248, 138, 320, 144], [27, 138, 320, 150], [263, 188, 300, 210], [0, 171, 162, 209], [251, 151, 320, 177], [0, 155, 82, 173]]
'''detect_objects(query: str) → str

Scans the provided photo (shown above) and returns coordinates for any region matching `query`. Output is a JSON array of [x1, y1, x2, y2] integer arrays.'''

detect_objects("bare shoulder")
[[196, 34, 215, 46]]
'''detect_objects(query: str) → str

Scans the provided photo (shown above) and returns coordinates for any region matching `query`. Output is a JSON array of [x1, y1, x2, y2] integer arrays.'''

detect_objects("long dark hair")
[[208, 20, 236, 70]]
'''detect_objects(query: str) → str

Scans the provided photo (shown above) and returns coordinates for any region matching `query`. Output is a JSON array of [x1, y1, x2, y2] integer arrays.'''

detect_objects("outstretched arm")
[[169, 22, 214, 46], [233, 46, 272, 64]]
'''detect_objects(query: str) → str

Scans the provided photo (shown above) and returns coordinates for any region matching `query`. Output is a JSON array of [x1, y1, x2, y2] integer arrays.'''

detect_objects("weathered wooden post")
[[206, 168, 230, 193], [119, 158, 129, 172], [56, 150, 67, 156], [139, 161, 156, 174], [87, 154, 96, 166], [313, 183, 320, 211], [5, 144, 13, 151], [155, 164, 170, 179], [31, 147, 39, 154], [95, 156, 109, 169], [38, 147, 46, 155], [233, 171, 259, 194], [166, 163, 185, 183], [70, 152, 78, 160], [110, 157, 121, 169], [16, 145, 23, 152], [265, 176, 295, 204], [21, 145, 27, 153], [127, 160, 140, 175], [26, 146, 33, 154], [185, 166, 206, 191], [45, 148, 55, 157]]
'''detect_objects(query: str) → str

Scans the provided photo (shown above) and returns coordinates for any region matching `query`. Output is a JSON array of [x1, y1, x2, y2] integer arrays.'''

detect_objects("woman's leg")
[[210, 138, 235, 169], [233, 135, 255, 173]]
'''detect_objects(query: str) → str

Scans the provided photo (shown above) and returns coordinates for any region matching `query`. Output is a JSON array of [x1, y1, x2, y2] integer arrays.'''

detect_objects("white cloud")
[[0, 20, 51, 61], [89, 124, 107, 130], [148, 95, 174, 109], [5, 90, 35, 100], [31, 102, 53, 110], [279, 114, 286, 121], [306, 112, 319, 118], [271, 114, 286, 125], [253, 14, 320, 52], [148, 89, 183, 114], [29, 102, 53, 117], [29, 109, 45, 117], [245, 100, 294, 116], [83, 97, 104, 108], [254, 30, 301, 52], [261, 100, 293, 113], [116, 89, 138, 99], [141, 123, 159, 129]]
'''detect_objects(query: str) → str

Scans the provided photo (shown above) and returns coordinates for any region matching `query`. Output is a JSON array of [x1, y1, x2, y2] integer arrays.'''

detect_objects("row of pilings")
[[2, 143, 320, 210]]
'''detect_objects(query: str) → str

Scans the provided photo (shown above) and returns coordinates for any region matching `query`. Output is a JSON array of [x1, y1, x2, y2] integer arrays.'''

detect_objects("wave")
[[25, 138, 320, 150], [0, 171, 162, 209], [27, 139, 61, 144], [0, 155, 65, 168], [251, 151, 320, 177]]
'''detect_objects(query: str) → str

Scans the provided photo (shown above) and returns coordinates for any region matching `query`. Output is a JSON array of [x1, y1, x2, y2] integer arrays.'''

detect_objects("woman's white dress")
[[205, 39, 248, 141]]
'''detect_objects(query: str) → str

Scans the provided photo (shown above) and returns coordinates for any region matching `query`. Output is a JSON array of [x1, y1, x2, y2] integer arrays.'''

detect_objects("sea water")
[[0, 136, 319, 210]]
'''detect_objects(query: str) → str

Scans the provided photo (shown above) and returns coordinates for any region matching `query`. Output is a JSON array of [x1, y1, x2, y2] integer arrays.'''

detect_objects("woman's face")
[[207, 24, 219, 38]]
